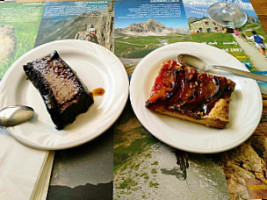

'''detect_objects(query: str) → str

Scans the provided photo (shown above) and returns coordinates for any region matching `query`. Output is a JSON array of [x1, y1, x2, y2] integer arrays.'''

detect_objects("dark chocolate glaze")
[[146, 60, 235, 119], [23, 50, 94, 130]]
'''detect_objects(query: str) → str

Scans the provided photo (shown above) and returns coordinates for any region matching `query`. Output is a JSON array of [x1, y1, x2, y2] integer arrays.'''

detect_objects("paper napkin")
[[0, 129, 54, 200]]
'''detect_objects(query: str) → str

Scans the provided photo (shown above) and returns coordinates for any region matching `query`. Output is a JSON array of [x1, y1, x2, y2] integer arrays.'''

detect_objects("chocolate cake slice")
[[23, 50, 94, 130], [145, 60, 235, 128]]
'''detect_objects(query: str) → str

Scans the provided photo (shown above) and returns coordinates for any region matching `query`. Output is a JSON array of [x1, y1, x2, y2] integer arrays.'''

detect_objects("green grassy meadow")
[[113, 24, 264, 172], [113, 101, 158, 173], [0, 3, 44, 78], [243, 24, 267, 40], [115, 30, 256, 69], [114, 33, 193, 58], [191, 32, 252, 64], [114, 127, 157, 173]]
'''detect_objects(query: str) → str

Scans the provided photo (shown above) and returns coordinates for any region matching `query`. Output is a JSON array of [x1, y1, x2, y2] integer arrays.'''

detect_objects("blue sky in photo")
[[43, 1, 110, 19], [114, 0, 189, 29], [182, 0, 258, 19]]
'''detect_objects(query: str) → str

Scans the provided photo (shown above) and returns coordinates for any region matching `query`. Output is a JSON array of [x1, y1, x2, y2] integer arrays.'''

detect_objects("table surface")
[[0, 1, 266, 200], [250, 0, 267, 32]]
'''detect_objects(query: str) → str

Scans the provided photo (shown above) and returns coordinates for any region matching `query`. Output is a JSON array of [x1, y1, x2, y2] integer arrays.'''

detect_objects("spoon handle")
[[213, 66, 267, 82]]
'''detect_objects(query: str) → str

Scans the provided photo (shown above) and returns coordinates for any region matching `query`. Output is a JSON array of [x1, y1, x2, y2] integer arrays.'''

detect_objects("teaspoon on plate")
[[0, 105, 34, 126], [178, 54, 267, 82]]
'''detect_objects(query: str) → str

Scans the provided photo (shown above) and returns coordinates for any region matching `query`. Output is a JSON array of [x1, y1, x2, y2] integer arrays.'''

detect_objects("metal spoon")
[[178, 54, 267, 82], [0, 106, 34, 126]]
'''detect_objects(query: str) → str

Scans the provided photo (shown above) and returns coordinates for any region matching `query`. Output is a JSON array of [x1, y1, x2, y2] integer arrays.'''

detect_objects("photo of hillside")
[[47, 133, 113, 200], [183, 0, 267, 199], [113, 102, 230, 200], [183, 0, 267, 71], [115, 18, 191, 74], [113, 0, 231, 199], [0, 2, 44, 78], [34, 1, 115, 200], [35, 1, 114, 50], [114, 0, 190, 75]]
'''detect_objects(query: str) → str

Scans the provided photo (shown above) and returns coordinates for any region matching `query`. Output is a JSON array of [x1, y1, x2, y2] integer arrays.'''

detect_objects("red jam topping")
[[146, 60, 235, 119]]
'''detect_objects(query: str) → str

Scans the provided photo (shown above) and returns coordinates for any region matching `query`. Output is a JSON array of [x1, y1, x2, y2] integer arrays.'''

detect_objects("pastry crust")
[[152, 98, 230, 128], [145, 60, 235, 129]]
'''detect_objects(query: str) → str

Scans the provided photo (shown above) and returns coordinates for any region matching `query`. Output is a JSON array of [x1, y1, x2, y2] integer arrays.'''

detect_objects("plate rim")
[[130, 41, 262, 154], [0, 39, 129, 150]]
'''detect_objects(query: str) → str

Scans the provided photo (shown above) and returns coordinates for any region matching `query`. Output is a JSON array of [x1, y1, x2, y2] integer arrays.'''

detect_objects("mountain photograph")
[[35, 1, 114, 50], [115, 19, 189, 36], [114, 0, 190, 67], [47, 182, 112, 200], [114, 18, 191, 75]]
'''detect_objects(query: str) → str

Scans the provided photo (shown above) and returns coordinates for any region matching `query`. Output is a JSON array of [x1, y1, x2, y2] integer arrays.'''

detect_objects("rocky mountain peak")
[[128, 19, 166, 33]]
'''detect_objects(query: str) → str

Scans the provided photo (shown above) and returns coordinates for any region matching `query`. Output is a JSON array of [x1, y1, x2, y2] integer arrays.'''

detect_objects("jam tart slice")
[[145, 60, 235, 128]]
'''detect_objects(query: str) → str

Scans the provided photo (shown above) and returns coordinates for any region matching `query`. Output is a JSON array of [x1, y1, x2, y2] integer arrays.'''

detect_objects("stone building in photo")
[[189, 17, 224, 33]]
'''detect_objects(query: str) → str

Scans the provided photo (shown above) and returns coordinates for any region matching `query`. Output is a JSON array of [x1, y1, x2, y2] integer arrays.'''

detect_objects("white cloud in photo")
[[183, 0, 219, 7], [183, 0, 254, 11], [238, 1, 254, 11]]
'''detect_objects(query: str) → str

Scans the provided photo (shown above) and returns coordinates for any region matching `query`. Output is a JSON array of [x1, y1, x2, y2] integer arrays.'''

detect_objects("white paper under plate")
[[0, 40, 129, 150], [130, 42, 262, 154]]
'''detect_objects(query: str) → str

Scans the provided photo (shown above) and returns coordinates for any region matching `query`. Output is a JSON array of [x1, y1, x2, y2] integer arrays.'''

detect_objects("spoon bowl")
[[178, 54, 267, 82], [178, 54, 207, 71], [0, 105, 34, 126]]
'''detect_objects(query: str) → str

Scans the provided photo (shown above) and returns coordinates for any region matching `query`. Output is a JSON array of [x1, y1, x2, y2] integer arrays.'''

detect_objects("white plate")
[[130, 42, 262, 154], [0, 40, 129, 150]]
